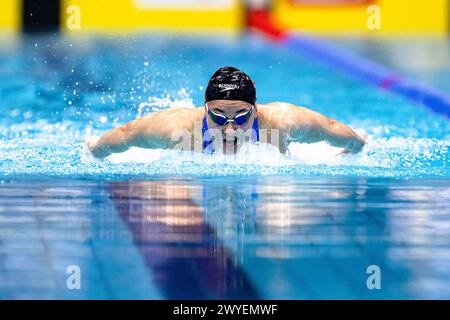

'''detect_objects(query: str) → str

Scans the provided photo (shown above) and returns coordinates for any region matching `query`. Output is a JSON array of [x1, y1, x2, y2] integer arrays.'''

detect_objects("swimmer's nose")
[[223, 123, 236, 141]]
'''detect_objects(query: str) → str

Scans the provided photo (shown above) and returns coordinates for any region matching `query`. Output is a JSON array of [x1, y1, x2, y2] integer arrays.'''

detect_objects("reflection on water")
[[106, 180, 259, 299], [104, 177, 450, 299], [0, 177, 449, 299]]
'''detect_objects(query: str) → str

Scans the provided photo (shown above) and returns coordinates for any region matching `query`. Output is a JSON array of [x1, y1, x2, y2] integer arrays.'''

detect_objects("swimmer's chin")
[[222, 139, 238, 154]]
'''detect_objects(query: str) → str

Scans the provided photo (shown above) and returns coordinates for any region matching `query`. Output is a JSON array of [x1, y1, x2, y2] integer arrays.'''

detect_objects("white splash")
[[136, 87, 195, 117]]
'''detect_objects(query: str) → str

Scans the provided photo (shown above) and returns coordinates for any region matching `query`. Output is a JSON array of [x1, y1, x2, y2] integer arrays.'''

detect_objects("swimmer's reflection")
[[201, 177, 406, 298], [105, 180, 259, 299], [105, 177, 446, 299]]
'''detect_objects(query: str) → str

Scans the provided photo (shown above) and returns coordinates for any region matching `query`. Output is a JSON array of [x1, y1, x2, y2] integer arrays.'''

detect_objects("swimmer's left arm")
[[276, 103, 366, 153]]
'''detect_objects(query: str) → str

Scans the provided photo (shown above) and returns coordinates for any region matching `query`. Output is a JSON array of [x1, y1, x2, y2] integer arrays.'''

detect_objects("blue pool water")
[[0, 34, 449, 299]]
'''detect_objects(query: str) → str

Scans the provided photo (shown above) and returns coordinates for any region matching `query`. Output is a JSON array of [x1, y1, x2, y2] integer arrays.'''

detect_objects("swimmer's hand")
[[337, 129, 367, 156], [86, 136, 110, 159]]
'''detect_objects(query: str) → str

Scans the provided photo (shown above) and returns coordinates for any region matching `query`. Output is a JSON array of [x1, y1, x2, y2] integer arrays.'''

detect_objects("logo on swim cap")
[[218, 83, 240, 92], [205, 66, 256, 105]]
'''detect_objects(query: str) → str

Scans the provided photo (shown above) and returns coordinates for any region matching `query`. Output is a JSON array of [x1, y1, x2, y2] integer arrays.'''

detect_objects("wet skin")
[[87, 100, 366, 158]]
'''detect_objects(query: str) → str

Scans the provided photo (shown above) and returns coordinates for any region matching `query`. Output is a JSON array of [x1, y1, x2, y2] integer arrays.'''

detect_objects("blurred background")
[[1, 0, 449, 94], [1, 0, 448, 34]]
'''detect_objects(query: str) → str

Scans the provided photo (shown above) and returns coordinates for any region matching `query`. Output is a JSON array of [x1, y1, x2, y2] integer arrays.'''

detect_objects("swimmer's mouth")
[[223, 137, 238, 153], [223, 137, 238, 144]]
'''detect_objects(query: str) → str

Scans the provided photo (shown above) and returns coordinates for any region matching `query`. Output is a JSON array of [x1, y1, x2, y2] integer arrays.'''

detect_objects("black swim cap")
[[205, 66, 256, 105]]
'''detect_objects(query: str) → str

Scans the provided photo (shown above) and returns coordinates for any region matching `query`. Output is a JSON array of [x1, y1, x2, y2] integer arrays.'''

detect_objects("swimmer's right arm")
[[87, 111, 177, 158]]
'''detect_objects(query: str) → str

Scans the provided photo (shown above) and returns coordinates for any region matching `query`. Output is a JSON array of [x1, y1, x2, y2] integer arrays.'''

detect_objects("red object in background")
[[378, 74, 401, 90], [247, 9, 286, 41]]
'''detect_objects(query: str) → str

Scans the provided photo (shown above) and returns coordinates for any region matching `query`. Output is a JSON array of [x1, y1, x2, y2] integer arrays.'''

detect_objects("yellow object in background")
[[274, 0, 448, 34], [0, 0, 21, 32], [61, 0, 243, 34], [0, 0, 447, 35]]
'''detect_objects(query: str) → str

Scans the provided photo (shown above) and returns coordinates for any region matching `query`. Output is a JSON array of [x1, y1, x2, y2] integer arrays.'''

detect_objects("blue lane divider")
[[284, 33, 450, 119]]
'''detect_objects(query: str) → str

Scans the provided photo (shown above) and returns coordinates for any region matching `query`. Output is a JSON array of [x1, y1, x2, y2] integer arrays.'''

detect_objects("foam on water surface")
[[0, 117, 448, 178], [0, 34, 449, 179]]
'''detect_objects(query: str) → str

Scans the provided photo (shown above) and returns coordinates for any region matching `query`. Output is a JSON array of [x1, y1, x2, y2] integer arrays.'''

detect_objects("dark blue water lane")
[[0, 178, 161, 299], [109, 176, 450, 299], [1, 176, 450, 299]]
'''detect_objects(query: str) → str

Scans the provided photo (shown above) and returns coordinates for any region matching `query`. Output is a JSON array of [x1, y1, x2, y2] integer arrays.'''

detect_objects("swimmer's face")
[[205, 99, 256, 154]]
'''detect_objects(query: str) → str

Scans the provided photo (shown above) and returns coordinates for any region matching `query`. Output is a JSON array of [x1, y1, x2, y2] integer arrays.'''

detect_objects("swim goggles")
[[205, 103, 255, 126]]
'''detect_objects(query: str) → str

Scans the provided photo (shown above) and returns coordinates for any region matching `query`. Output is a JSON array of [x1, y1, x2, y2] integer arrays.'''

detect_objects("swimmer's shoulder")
[[257, 102, 311, 128], [139, 106, 205, 132], [257, 101, 311, 112]]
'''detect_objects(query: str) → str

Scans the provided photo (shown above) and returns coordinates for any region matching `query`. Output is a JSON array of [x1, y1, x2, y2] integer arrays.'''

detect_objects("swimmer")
[[87, 66, 366, 157]]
